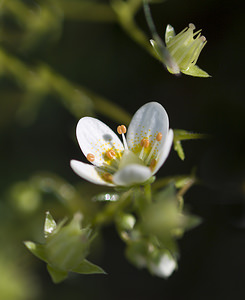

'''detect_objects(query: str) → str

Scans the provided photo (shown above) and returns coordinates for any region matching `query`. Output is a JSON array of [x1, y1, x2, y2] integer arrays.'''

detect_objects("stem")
[[177, 177, 196, 198], [111, 0, 158, 59], [144, 183, 152, 204]]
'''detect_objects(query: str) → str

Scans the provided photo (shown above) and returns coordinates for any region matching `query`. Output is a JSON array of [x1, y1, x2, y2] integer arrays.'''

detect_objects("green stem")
[[144, 183, 152, 204], [152, 175, 195, 191]]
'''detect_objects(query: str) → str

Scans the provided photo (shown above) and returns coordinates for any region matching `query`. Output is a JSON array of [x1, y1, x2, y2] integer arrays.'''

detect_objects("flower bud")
[[45, 213, 91, 271], [151, 23, 210, 77]]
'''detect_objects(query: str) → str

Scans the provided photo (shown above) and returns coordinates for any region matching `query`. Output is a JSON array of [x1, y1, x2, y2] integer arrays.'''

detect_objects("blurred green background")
[[0, 0, 244, 299]]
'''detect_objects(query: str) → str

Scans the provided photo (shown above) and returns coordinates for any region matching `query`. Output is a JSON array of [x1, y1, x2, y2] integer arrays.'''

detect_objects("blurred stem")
[[0, 48, 131, 125], [59, 0, 117, 22], [111, 0, 157, 58], [177, 177, 196, 198], [91, 189, 133, 227], [152, 174, 196, 191], [144, 183, 152, 204]]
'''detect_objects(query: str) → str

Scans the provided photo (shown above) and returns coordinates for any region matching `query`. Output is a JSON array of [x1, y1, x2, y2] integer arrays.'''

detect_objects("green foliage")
[[173, 129, 207, 160]]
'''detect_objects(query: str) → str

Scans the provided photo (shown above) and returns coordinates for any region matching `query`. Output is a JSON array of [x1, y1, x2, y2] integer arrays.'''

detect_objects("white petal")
[[127, 102, 170, 157], [113, 164, 151, 186], [152, 129, 173, 175], [76, 117, 124, 167], [70, 160, 114, 186]]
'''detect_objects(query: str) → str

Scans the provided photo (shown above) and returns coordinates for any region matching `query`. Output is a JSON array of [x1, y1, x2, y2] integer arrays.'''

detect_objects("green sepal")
[[174, 140, 185, 160], [181, 65, 210, 78], [47, 264, 68, 283], [72, 259, 106, 275], [44, 211, 57, 238], [24, 241, 47, 263], [165, 24, 175, 44], [150, 39, 180, 75], [183, 215, 202, 231]]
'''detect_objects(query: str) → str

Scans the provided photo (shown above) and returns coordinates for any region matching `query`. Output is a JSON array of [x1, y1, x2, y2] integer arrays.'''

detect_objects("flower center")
[[86, 124, 163, 183]]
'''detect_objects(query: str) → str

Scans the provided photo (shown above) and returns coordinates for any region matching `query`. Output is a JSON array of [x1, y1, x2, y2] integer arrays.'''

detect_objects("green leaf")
[[181, 65, 211, 77], [47, 264, 68, 283], [44, 211, 56, 238], [24, 241, 47, 263], [174, 140, 185, 160], [72, 259, 106, 275]]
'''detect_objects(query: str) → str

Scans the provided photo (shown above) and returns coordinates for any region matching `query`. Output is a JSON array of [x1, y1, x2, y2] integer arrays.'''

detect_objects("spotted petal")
[[127, 102, 170, 157], [152, 129, 173, 175], [113, 164, 152, 186], [70, 160, 114, 186], [76, 117, 124, 167]]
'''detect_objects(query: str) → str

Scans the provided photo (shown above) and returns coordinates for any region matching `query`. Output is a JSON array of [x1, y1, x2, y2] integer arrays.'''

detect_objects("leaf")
[[174, 129, 207, 141], [72, 259, 106, 275], [181, 65, 211, 78], [47, 264, 68, 283], [44, 211, 57, 238], [24, 241, 47, 263], [174, 140, 185, 160]]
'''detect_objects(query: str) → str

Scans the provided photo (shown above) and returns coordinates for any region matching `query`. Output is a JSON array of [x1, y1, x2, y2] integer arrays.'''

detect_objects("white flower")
[[70, 102, 173, 187]]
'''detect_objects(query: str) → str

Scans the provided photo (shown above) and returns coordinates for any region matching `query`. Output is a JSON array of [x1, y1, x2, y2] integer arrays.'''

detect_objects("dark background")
[[0, 0, 244, 299]]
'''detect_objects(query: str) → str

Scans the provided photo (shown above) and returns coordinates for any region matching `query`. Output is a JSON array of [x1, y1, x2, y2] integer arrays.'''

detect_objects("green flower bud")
[[24, 212, 105, 283], [151, 23, 210, 77], [148, 249, 177, 278], [117, 213, 136, 232], [45, 213, 90, 271]]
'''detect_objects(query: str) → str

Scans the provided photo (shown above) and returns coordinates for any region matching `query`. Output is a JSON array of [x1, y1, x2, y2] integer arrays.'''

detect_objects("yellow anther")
[[117, 125, 127, 134], [87, 153, 95, 162], [150, 159, 157, 170], [141, 138, 150, 148], [156, 132, 163, 142], [103, 173, 113, 182], [106, 149, 116, 159]]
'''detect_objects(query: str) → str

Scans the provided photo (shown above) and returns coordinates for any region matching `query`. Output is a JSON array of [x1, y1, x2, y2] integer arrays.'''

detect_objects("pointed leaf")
[[44, 211, 56, 238], [72, 259, 106, 275], [182, 65, 210, 77], [47, 264, 68, 283], [174, 129, 207, 141], [24, 241, 47, 263], [174, 140, 185, 160]]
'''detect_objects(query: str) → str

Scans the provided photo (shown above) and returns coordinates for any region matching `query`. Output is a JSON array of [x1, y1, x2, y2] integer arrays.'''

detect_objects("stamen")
[[145, 132, 163, 165], [150, 159, 157, 171], [117, 125, 126, 134], [117, 125, 128, 150], [156, 132, 162, 141], [188, 23, 196, 30], [139, 138, 150, 160], [141, 138, 150, 148], [102, 173, 113, 183], [87, 153, 95, 162], [106, 149, 116, 160]]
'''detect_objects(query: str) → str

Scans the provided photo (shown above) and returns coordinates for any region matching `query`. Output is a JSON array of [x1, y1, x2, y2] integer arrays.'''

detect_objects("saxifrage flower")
[[70, 102, 173, 187]]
